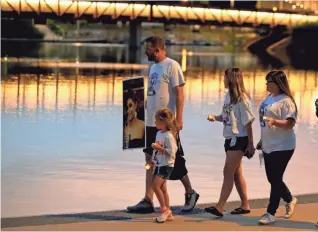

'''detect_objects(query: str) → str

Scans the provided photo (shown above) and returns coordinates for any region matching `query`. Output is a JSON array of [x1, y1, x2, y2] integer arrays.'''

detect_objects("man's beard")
[[147, 54, 156, 61]]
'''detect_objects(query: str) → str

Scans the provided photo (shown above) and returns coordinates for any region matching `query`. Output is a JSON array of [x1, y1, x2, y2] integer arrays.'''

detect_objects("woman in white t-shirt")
[[205, 68, 255, 217], [257, 71, 298, 225]]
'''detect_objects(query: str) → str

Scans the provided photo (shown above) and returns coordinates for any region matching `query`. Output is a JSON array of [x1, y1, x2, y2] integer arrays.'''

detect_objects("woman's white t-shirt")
[[259, 94, 297, 154], [222, 92, 255, 139]]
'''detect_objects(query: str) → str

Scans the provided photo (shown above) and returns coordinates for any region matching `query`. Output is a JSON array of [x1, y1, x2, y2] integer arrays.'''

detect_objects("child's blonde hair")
[[155, 108, 179, 137]]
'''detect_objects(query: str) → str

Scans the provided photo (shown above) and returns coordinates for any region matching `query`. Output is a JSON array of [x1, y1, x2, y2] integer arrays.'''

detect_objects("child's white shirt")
[[151, 130, 177, 167]]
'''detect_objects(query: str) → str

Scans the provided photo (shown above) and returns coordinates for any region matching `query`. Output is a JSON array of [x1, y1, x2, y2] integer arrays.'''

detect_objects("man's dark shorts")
[[142, 126, 158, 156], [143, 126, 188, 180]]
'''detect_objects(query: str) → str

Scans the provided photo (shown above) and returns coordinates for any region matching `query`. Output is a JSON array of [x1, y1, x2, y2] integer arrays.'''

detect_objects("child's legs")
[[152, 176, 166, 210], [161, 181, 169, 209]]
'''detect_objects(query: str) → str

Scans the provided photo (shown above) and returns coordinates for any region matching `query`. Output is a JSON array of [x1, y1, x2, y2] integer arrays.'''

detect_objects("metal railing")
[[1, 0, 318, 27]]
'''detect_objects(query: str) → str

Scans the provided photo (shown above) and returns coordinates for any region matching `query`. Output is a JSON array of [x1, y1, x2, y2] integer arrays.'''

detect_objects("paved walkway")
[[2, 194, 318, 231]]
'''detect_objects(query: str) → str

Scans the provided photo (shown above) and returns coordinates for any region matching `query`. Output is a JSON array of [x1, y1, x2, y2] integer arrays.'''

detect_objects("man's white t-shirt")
[[222, 92, 255, 139], [146, 57, 185, 127], [151, 130, 177, 167], [259, 94, 297, 154]]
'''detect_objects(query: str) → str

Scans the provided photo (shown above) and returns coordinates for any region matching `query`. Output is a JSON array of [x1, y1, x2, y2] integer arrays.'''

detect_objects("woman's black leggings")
[[264, 149, 294, 216]]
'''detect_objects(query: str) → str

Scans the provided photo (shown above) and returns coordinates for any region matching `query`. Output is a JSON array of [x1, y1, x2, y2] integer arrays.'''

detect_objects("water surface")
[[1, 44, 318, 218]]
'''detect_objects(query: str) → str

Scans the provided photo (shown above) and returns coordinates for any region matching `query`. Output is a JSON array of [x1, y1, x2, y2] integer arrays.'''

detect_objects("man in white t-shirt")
[[127, 36, 199, 213]]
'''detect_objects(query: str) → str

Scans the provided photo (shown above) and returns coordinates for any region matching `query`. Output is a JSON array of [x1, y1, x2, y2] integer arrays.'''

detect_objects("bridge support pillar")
[[128, 21, 142, 63]]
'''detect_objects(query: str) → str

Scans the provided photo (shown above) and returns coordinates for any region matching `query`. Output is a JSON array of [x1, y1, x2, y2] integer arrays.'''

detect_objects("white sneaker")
[[156, 209, 173, 223], [259, 213, 276, 225], [167, 210, 174, 221], [284, 196, 297, 219]]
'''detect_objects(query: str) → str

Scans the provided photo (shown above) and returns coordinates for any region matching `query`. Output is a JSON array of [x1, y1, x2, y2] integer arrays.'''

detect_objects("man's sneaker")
[[156, 209, 173, 223], [284, 196, 297, 219], [127, 198, 154, 213], [259, 213, 276, 225], [182, 190, 200, 212]]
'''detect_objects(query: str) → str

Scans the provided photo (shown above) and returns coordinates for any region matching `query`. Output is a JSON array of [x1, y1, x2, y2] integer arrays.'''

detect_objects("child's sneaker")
[[259, 213, 276, 225], [156, 209, 172, 223], [167, 210, 174, 221], [284, 196, 297, 219]]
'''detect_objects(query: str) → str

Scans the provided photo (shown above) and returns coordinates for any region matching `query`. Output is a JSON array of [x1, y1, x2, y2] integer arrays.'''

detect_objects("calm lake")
[[1, 43, 318, 218]]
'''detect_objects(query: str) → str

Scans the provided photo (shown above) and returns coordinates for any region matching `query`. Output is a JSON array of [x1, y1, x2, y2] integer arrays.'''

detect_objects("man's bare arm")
[[174, 84, 185, 130]]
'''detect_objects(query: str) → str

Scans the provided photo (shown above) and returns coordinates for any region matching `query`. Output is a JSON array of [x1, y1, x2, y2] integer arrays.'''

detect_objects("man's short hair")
[[145, 36, 165, 50]]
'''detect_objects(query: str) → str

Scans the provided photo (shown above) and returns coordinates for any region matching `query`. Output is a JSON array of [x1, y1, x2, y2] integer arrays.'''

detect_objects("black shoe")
[[182, 190, 200, 212], [204, 206, 224, 217], [127, 198, 155, 213]]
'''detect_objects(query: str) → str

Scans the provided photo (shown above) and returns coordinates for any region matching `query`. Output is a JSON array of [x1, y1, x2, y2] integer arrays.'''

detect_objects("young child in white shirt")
[[151, 108, 178, 223]]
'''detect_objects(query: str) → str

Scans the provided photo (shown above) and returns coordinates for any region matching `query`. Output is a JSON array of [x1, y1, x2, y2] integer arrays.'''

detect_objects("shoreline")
[[2, 192, 318, 229], [1, 38, 222, 47]]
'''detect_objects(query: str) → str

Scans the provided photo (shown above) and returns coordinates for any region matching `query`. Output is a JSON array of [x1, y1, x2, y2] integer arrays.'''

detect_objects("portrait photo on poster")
[[122, 76, 145, 150]]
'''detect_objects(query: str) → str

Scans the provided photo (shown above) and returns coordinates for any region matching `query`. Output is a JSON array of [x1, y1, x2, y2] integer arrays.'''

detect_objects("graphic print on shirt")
[[153, 150, 159, 164], [259, 103, 269, 127], [223, 103, 232, 126], [153, 140, 164, 164], [148, 72, 159, 96]]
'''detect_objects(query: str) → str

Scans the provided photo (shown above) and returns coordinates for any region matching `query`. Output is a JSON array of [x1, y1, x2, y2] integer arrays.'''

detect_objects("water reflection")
[[2, 69, 318, 218], [1, 41, 128, 63], [1, 42, 268, 74], [2, 69, 318, 122]]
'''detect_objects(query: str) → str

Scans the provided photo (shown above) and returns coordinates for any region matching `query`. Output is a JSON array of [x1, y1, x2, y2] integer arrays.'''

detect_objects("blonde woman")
[[205, 68, 255, 217]]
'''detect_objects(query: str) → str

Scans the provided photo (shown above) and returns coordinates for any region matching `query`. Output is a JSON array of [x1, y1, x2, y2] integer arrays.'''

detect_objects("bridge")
[[1, 0, 317, 27], [2, 0, 318, 63]]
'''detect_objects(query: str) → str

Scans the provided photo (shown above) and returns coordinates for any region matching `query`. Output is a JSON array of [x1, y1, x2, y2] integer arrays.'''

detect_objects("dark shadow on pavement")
[[183, 214, 318, 230]]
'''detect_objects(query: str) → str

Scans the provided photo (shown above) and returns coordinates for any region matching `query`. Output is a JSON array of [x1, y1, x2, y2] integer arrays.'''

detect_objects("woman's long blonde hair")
[[225, 68, 250, 104], [155, 108, 179, 138]]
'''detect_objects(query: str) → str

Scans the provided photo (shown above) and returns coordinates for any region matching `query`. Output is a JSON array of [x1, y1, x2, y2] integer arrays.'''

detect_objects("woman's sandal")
[[230, 207, 251, 215], [204, 206, 224, 217]]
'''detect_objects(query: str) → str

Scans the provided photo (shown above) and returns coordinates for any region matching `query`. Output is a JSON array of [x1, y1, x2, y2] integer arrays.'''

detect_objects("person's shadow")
[[182, 213, 318, 230]]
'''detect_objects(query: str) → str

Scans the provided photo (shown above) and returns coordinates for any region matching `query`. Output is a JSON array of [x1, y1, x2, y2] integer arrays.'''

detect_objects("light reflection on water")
[[2, 69, 318, 218]]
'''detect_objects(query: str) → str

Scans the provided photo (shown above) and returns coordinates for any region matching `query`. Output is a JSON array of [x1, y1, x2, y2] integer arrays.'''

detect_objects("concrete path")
[[2, 193, 318, 231]]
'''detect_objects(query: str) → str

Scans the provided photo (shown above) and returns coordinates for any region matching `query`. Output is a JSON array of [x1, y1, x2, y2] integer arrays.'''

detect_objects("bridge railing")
[[1, 0, 317, 27]]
